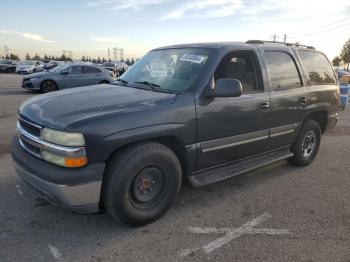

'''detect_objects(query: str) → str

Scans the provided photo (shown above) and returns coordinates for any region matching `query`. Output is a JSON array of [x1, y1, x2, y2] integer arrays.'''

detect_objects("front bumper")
[[22, 79, 41, 90], [11, 137, 105, 214]]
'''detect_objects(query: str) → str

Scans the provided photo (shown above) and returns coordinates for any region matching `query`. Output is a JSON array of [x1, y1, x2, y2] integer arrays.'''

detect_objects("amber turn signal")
[[64, 157, 88, 168]]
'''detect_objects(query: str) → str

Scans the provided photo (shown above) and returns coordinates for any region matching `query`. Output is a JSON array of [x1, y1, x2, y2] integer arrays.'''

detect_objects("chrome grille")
[[18, 116, 42, 137], [17, 116, 43, 158]]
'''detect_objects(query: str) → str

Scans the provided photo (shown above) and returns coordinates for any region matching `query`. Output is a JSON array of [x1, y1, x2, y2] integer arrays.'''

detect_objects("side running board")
[[188, 147, 293, 187]]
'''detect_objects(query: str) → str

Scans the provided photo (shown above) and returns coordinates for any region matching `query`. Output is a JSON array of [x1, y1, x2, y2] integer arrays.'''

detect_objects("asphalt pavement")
[[1, 73, 350, 262]]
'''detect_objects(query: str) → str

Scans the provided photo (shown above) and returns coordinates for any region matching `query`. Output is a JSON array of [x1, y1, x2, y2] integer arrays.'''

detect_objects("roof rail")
[[246, 40, 315, 50]]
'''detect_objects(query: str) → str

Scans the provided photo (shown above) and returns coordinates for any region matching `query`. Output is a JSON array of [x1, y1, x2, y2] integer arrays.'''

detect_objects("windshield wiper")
[[134, 81, 161, 90], [132, 81, 178, 94]]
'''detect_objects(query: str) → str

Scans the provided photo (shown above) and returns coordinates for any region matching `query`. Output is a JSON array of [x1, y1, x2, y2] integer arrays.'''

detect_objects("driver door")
[[196, 50, 271, 170], [59, 66, 83, 88]]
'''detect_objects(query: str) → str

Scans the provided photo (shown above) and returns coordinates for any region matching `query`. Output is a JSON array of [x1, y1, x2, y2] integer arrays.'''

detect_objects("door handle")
[[258, 101, 270, 111], [298, 96, 308, 104]]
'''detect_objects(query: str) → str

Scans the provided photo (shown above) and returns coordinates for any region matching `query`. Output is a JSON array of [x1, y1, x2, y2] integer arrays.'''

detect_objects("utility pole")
[[108, 48, 110, 60], [283, 34, 287, 43], [113, 47, 118, 61], [120, 48, 124, 61], [272, 34, 277, 42], [4, 45, 9, 57]]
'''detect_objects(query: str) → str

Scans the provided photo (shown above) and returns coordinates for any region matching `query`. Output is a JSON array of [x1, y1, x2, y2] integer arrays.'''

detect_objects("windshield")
[[103, 62, 115, 67], [49, 64, 70, 72], [22, 60, 35, 65], [119, 48, 211, 92], [0, 60, 10, 64]]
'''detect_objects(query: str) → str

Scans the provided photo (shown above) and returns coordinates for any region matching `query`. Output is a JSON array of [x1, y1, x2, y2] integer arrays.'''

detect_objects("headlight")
[[42, 128, 85, 146]]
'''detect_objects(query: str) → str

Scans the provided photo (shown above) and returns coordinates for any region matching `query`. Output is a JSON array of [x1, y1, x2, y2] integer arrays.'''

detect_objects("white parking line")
[[15, 184, 23, 196], [182, 213, 290, 257], [48, 245, 65, 261]]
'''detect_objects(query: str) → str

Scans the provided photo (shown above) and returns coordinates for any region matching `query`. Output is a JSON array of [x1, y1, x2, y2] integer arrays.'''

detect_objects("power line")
[[290, 21, 350, 39], [289, 17, 350, 38]]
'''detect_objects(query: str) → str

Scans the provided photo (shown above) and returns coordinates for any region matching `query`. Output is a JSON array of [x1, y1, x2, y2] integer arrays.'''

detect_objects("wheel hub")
[[131, 167, 164, 203], [302, 130, 316, 159]]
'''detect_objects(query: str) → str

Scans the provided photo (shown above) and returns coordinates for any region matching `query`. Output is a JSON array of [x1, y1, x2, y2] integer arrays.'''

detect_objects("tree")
[[340, 38, 350, 70], [126, 58, 130, 65], [9, 53, 19, 60], [25, 53, 31, 60], [332, 56, 341, 67], [108, 57, 111, 62], [60, 54, 67, 61], [33, 53, 41, 60], [131, 57, 135, 65]]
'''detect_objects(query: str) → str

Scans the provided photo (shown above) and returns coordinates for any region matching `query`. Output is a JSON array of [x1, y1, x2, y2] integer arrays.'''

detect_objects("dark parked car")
[[21, 63, 115, 92], [102, 62, 117, 75], [0, 59, 16, 73], [11, 41, 340, 226]]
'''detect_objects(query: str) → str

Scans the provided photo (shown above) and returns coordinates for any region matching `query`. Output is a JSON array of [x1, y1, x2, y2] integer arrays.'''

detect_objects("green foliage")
[[332, 56, 341, 67], [25, 53, 31, 60], [340, 38, 350, 70]]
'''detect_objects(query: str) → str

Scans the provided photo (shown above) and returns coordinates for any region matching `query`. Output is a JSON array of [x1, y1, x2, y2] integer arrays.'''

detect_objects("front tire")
[[103, 142, 182, 227], [288, 120, 321, 166], [40, 80, 57, 93]]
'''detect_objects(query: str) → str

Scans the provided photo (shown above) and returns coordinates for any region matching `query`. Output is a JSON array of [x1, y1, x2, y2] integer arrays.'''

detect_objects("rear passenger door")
[[260, 48, 310, 149]]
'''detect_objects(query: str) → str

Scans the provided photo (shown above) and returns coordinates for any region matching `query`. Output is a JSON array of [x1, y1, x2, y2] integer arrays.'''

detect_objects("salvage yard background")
[[1, 73, 350, 261]]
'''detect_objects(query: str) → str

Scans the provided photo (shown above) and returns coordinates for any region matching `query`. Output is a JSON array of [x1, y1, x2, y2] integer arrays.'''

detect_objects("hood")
[[23, 71, 49, 79], [17, 64, 34, 70], [19, 84, 177, 130]]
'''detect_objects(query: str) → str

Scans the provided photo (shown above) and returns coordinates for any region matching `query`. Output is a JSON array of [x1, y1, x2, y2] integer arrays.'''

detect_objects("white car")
[[16, 61, 44, 74]]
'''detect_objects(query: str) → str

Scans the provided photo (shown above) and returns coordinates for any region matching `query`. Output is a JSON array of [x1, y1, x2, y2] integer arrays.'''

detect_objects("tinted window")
[[298, 51, 336, 85], [265, 51, 301, 90], [84, 66, 101, 74], [214, 51, 262, 93], [70, 66, 82, 74]]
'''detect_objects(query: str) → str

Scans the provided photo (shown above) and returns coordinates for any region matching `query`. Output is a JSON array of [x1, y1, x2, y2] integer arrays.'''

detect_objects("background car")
[[0, 59, 16, 73], [16, 60, 44, 74], [44, 60, 59, 70], [102, 62, 117, 76], [335, 67, 350, 83], [22, 63, 115, 92]]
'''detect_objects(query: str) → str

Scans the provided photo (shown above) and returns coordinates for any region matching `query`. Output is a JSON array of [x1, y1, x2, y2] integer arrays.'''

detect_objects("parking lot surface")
[[1, 73, 350, 261]]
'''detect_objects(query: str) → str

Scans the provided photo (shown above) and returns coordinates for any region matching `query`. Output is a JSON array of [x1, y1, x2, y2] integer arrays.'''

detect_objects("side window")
[[265, 51, 302, 91], [70, 66, 82, 74], [298, 51, 336, 85], [83, 66, 101, 74], [214, 51, 262, 94]]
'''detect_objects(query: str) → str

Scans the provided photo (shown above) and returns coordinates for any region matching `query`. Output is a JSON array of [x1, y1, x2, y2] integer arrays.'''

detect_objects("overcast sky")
[[1, 0, 350, 60]]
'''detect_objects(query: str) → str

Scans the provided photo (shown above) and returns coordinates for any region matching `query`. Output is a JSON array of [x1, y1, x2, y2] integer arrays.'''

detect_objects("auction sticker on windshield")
[[180, 54, 207, 64]]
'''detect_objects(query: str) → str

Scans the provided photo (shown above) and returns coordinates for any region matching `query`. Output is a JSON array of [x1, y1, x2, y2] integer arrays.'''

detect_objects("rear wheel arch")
[[303, 111, 327, 133]]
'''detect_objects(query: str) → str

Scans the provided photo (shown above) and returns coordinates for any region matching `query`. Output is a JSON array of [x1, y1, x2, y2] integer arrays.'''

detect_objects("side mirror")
[[211, 78, 242, 97]]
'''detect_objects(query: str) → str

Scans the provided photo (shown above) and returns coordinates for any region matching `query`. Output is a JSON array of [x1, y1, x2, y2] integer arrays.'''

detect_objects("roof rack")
[[246, 40, 315, 50]]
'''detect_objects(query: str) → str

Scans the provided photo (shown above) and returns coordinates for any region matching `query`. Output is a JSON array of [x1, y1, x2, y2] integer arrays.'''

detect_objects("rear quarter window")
[[298, 51, 336, 85]]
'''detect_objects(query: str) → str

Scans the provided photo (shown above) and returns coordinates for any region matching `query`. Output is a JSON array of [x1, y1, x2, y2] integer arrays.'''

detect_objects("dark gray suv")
[[11, 40, 340, 226]]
